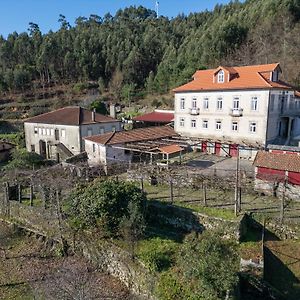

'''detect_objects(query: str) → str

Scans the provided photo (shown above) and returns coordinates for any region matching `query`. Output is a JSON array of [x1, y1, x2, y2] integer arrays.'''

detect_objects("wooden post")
[[169, 178, 174, 204], [140, 177, 144, 192], [203, 184, 207, 206], [29, 184, 33, 206], [238, 187, 242, 213], [18, 184, 22, 203], [234, 147, 240, 216]]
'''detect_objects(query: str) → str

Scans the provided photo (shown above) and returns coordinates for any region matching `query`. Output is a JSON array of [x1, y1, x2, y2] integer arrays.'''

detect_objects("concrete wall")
[[85, 140, 132, 166]]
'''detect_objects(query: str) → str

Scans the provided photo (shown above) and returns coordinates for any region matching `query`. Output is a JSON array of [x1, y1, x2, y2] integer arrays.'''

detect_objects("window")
[[191, 119, 196, 128], [31, 145, 35, 152], [250, 122, 257, 133], [289, 95, 294, 110], [216, 121, 222, 130], [217, 97, 223, 110], [92, 144, 96, 153], [203, 98, 209, 110], [218, 70, 224, 83], [42, 128, 46, 136], [61, 129, 66, 138], [179, 118, 185, 127], [251, 97, 258, 111], [112, 126, 116, 132], [270, 95, 275, 111], [34, 127, 38, 134], [233, 97, 240, 109], [46, 128, 50, 136], [202, 120, 208, 129], [180, 98, 185, 110], [232, 122, 238, 131], [99, 127, 105, 134], [50, 129, 54, 136], [38, 128, 42, 135], [192, 98, 197, 109], [87, 128, 93, 136]]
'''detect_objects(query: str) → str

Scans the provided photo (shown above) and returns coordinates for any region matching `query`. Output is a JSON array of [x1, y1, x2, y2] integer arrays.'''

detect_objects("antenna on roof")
[[155, 1, 159, 18]]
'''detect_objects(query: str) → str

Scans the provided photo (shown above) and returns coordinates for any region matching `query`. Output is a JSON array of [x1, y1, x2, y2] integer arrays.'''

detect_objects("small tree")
[[120, 200, 146, 259], [65, 179, 147, 237]]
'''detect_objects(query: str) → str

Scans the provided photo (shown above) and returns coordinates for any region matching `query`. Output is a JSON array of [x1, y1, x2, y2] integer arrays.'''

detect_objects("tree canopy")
[[0, 0, 299, 97]]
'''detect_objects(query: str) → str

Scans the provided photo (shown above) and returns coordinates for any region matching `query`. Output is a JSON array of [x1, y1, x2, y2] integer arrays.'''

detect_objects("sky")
[[0, 0, 235, 37]]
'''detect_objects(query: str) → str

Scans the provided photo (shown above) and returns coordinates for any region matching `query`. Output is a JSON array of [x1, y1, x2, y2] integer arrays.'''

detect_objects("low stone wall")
[[78, 234, 156, 299], [254, 178, 300, 202], [147, 201, 247, 241]]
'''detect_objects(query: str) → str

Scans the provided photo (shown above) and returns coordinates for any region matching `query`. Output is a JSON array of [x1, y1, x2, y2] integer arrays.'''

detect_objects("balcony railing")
[[230, 108, 243, 117], [189, 108, 200, 115]]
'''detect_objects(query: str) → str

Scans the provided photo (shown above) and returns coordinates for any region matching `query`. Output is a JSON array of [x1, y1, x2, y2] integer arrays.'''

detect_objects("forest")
[[0, 0, 300, 101]]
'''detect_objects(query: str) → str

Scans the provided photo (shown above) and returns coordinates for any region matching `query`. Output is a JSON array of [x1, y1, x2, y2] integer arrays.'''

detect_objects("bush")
[[65, 179, 147, 235]]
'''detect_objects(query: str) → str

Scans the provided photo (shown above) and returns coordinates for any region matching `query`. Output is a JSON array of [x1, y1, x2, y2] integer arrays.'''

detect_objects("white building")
[[24, 106, 121, 161], [173, 63, 300, 158], [84, 126, 178, 166]]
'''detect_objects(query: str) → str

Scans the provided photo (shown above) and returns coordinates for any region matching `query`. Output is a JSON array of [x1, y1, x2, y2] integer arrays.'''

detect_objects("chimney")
[[110, 104, 116, 119], [92, 108, 96, 122]]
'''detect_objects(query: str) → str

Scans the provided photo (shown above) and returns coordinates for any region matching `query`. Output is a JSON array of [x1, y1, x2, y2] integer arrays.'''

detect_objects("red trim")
[[256, 167, 285, 182], [288, 172, 300, 185]]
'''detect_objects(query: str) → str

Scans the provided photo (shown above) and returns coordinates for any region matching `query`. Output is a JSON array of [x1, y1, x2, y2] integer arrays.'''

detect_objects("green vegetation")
[[0, 133, 25, 148], [65, 179, 147, 236], [5, 148, 45, 170], [0, 0, 299, 101], [155, 231, 239, 300]]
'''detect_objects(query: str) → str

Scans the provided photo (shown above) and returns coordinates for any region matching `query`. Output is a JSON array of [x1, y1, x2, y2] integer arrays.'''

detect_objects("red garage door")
[[215, 143, 221, 156], [201, 141, 207, 153], [256, 167, 285, 182], [288, 171, 300, 185], [229, 144, 238, 157]]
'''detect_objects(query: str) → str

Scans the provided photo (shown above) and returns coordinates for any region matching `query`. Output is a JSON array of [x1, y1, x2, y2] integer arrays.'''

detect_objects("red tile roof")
[[133, 111, 174, 123], [85, 126, 177, 145], [254, 151, 300, 173], [173, 63, 294, 92], [25, 106, 119, 125], [295, 91, 300, 98], [159, 144, 183, 155]]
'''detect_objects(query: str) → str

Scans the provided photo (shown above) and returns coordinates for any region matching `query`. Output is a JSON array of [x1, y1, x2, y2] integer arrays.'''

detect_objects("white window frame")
[[233, 97, 240, 109], [217, 97, 223, 110], [203, 97, 209, 110], [192, 97, 197, 109], [215, 120, 222, 130], [191, 119, 196, 128], [249, 122, 257, 133], [180, 98, 185, 110], [232, 121, 238, 131], [61, 129, 66, 138], [179, 118, 185, 127], [202, 120, 208, 129], [50, 129, 54, 136], [46, 128, 50, 136], [92, 144, 96, 153], [251, 96, 258, 111], [34, 127, 38, 134], [218, 70, 224, 83], [42, 128, 46, 136]]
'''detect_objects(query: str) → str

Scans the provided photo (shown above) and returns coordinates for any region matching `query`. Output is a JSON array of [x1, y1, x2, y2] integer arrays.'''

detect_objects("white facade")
[[174, 89, 299, 147], [25, 121, 121, 159], [85, 139, 131, 166]]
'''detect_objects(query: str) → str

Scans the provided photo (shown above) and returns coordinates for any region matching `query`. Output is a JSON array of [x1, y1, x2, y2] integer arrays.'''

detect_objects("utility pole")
[[234, 146, 240, 216], [155, 1, 159, 18]]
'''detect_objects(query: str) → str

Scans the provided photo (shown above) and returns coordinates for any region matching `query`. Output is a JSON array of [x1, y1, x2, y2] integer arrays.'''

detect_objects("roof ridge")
[[104, 131, 116, 145]]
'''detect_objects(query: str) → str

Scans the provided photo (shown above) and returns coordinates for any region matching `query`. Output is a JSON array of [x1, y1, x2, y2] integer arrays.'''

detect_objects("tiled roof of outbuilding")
[[254, 151, 300, 173], [85, 126, 176, 145], [133, 111, 174, 123], [25, 106, 119, 125]]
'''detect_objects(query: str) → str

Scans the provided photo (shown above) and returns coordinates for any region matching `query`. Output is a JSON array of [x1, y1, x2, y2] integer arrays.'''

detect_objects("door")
[[39, 140, 47, 158], [201, 141, 207, 153], [215, 143, 221, 156], [55, 129, 59, 141], [229, 144, 238, 157]]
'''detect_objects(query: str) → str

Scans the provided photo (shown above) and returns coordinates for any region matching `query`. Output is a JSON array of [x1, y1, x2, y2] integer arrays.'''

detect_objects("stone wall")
[[147, 201, 247, 241]]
